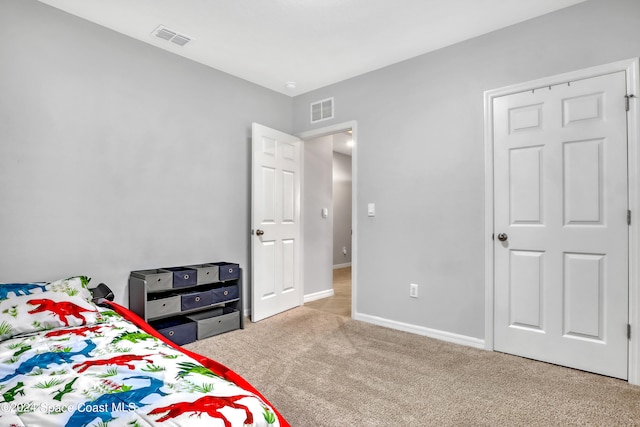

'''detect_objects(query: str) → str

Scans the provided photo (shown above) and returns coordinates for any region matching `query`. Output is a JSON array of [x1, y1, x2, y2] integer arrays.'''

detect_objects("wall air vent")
[[152, 25, 192, 47], [311, 97, 334, 123]]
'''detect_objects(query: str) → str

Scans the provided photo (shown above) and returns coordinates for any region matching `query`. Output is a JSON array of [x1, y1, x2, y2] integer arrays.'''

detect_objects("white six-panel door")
[[251, 123, 302, 322], [493, 71, 629, 379]]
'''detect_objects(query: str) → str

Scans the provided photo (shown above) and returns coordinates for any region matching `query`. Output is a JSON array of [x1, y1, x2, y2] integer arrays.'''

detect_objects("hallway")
[[304, 267, 351, 317]]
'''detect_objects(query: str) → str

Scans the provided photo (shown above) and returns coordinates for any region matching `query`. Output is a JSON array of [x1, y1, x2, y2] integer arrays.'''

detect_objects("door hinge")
[[628, 210, 632, 226], [626, 94, 636, 112], [628, 324, 632, 340]]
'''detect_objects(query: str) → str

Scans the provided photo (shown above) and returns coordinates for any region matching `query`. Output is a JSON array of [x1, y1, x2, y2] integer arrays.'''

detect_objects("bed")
[[0, 276, 288, 427]]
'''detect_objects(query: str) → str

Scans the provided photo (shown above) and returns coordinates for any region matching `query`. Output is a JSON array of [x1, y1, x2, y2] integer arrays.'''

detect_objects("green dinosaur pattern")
[[8, 343, 31, 359], [175, 361, 222, 379], [113, 331, 156, 344], [2, 305, 18, 318], [2, 381, 25, 402], [52, 377, 78, 401]]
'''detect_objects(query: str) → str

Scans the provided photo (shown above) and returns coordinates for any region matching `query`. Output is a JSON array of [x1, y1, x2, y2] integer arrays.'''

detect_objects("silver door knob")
[[256, 229, 265, 236], [497, 233, 508, 242]]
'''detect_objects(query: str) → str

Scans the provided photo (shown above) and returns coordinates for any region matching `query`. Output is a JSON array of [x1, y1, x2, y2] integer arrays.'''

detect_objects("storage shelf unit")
[[129, 262, 244, 345]]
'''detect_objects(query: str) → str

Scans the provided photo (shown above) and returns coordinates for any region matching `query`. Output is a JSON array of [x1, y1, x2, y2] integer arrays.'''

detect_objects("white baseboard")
[[333, 263, 352, 269], [304, 289, 335, 303], [353, 312, 485, 350], [243, 289, 336, 319]]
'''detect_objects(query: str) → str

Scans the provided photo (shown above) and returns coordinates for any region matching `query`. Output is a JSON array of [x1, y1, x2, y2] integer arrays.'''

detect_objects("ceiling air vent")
[[311, 97, 334, 123], [152, 25, 192, 47]]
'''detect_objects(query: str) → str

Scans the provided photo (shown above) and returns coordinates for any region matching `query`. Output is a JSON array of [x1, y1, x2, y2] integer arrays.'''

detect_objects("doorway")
[[298, 121, 357, 318], [304, 130, 352, 317]]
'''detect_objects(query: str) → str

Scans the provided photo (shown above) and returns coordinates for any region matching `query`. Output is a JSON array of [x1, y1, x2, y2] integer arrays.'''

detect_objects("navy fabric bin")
[[181, 290, 213, 311], [151, 317, 196, 346], [211, 284, 239, 304], [162, 267, 197, 288], [213, 262, 240, 281]]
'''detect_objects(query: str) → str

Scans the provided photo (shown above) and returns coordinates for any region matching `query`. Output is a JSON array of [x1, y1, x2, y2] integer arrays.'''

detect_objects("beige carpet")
[[304, 267, 351, 317], [185, 306, 640, 426]]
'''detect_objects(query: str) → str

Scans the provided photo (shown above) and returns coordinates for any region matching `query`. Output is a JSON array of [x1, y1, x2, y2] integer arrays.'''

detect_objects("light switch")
[[322, 208, 328, 218], [367, 203, 375, 217]]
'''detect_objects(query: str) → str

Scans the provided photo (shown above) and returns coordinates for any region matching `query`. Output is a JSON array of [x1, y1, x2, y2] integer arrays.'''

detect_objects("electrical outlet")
[[409, 283, 418, 298]]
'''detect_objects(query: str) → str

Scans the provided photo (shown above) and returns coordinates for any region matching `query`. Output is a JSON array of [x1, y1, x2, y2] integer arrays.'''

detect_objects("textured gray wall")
[[303, 136, 334, 297], [333, 151, 352, 266], [0, 0, 292, 308], [292, 0, 640, 339]]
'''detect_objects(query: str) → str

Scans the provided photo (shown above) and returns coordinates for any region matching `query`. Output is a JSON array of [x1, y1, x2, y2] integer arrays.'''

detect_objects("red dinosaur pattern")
[[148, 395, 255, 427], [27, 298, 97, 326], [45, 325, 105, 338], [72, 354, 155, 373]]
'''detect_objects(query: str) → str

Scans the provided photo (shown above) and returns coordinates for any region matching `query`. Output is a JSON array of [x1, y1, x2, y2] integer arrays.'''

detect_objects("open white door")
[[251, 123, 302, 322]]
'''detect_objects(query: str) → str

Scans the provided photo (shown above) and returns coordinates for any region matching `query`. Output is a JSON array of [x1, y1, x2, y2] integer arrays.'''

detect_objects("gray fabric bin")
[[147, 294, 180, 319], [184, 264, 219, 285], [187, 308, 239, 339], [131, 269, 173, 292]]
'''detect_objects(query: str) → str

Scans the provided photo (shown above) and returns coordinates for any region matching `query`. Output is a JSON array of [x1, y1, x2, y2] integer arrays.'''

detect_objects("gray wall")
[[0, 0, 292, 308], [292, 0, 640, 339], [333, 151, 352, 267], [303, 136, 334, 296]]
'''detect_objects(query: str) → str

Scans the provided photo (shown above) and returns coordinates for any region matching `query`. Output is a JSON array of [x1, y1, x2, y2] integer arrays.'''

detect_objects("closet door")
[[493, 71, 629, 379]]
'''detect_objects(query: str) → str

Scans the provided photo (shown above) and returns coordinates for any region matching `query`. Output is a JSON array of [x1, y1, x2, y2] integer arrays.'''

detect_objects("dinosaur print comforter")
[[0, 278, 286, 427]]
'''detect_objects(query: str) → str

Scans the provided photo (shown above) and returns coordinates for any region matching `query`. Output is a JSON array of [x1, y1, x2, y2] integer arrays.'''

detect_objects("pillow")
[[0, 276, 93, 302], [43, 276, 94, 303], [0, 276, 103, 341]]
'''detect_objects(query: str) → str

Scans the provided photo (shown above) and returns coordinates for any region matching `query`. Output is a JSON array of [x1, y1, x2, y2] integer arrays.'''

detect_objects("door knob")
[[256, 229, 265, 236], [497, 233, 508, 242]]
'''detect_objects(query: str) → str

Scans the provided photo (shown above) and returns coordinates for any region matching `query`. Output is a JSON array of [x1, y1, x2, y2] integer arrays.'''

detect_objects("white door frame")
[[484, 58, 640, 384], [297, 120, 358, 318]]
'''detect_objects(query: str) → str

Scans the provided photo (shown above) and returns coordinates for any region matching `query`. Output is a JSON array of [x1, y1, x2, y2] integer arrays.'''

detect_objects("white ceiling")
[[37, 0, 587, 96]]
